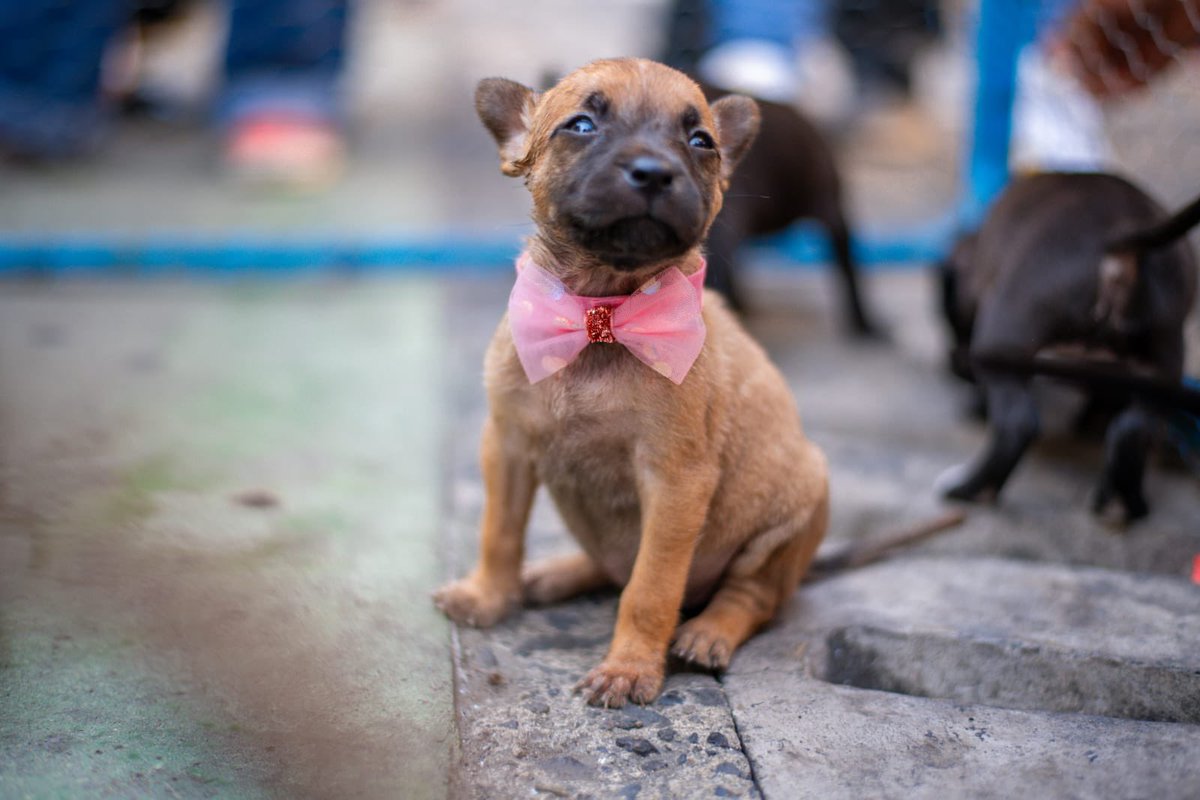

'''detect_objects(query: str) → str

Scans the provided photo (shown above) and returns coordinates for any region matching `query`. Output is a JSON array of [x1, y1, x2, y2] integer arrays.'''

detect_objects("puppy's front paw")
[[671, 618, 734, 671], [574, 658, 664, 708], [432, 577, 518, 628]]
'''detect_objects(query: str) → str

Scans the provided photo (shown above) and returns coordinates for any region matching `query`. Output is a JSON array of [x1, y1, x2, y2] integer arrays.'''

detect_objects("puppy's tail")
[[973, 354, 1200, 475], [1104, 191, 1200, 254], [807, 509, 967, 581], [1095, 191, 1200, 328], [973, 352, 1200, 415]]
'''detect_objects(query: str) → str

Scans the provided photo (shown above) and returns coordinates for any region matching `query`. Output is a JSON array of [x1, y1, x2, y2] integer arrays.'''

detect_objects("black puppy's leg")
[[705, 213, 748, 312], [939, 377, 1040, 502], [827, 214, 885, 339], [965, 385, 988, 422], [1092, 404, 1157, 522], [1096, 329, 1189, 521], [1072, 391, 1125, 438]]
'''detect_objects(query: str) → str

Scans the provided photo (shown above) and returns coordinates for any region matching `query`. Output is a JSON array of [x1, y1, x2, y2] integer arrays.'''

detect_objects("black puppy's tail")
[[974, 353, 1200, 415], [1105, 191, 1200, 254], [974, 353, 1200, 475], [1095, 191, 1200, 328]]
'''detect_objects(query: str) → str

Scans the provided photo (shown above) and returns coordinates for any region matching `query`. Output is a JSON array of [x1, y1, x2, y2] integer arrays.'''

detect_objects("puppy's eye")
[[563, 115, 597, 134], [688, 131, 714, 150]]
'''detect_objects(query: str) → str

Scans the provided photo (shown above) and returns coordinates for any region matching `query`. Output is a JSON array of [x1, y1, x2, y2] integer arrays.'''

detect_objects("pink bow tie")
[[507, 252, 707, 384]]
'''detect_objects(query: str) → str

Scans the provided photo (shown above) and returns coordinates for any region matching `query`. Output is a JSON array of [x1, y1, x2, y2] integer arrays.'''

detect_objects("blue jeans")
[[706, 0, 827, 50], [0, 0, 348, 158], [0, 1, 125, 157], [220, 0, 348, 128]]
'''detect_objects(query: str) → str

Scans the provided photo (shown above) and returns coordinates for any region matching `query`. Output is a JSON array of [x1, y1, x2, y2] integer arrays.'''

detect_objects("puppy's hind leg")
[[1092, 404, 1158, 522], [825, 210, 885, 339], [672, 494, 828, 670], [939, 376, 1040, 502], [522, 552, 612, 605], [1094, 334, 1185, 523]]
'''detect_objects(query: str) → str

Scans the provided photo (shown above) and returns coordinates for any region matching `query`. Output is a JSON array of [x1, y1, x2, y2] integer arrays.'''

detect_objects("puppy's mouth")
[[568, 215, 689, 270]]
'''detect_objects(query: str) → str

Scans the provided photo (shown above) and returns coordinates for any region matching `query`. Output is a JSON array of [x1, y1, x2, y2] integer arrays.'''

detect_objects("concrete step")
[[724, 557, 1200, 799], [727, 675, 1200, 800]]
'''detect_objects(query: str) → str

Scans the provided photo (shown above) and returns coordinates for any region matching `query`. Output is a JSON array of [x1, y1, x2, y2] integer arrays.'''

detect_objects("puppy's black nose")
[[622, 156, 675, 193]]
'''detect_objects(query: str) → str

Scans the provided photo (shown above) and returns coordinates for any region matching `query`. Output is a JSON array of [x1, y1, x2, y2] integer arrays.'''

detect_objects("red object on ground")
[[1192, 554, 1200, 585]]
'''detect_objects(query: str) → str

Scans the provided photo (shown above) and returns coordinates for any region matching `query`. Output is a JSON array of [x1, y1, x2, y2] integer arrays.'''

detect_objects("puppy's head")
[[476, 58, 759, 271]]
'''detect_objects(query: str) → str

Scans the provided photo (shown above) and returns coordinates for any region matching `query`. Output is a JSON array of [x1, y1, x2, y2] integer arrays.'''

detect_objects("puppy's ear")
[[476, 78, 538, 177], [710, 94, 760, 182]]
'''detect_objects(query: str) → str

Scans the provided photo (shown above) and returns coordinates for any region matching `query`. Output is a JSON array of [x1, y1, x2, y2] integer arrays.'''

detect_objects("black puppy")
[[937, 172, 1199, 521], [701, 85, 884, 337]]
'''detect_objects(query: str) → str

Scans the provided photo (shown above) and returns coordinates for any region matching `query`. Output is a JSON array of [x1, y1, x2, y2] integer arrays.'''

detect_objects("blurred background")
[[1, 0, 1197, 270]]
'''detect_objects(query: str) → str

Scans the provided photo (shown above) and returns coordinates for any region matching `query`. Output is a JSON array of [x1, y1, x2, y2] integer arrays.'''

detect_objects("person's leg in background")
[[696, 0, 853, 122], [0, 1, 125, 159], [220, 0, 349, 186], [697, 0, 821, 101]]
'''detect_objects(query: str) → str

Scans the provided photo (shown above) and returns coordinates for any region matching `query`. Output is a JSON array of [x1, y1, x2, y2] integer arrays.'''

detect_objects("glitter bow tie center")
[[585, 305, 616, 343], [507, 252, 707, 384]]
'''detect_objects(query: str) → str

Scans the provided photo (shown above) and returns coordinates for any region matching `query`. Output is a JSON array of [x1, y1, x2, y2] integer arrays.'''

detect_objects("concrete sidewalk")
[[0, 278, 454, 799], [1, 268, 1197, 799]]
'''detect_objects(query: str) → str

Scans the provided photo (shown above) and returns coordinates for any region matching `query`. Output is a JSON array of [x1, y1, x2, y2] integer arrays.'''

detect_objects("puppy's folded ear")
[[710, 94, 760, 182], [476, 78, 538, 177]]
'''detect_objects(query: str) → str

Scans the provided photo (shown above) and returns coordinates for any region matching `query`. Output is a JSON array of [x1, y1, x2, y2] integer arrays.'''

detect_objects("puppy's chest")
[[532, 383, 642, 475], [511, 357, 652, 497]]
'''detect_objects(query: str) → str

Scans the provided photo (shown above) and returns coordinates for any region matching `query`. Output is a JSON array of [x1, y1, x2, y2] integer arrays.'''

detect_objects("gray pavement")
[[1, 279, 455, 799]]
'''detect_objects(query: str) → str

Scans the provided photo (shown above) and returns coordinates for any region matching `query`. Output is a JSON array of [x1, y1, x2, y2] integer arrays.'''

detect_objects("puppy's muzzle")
[[622, 155, 676, 196], [564, 144, 705, 268]]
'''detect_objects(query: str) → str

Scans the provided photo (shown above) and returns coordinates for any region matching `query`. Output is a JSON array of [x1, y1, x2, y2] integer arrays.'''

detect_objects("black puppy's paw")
[[934, 463, 993, 503], [848, 316, 891, 343], [1123, 496, 1150, 523], [1090, 480, 1149, 525]]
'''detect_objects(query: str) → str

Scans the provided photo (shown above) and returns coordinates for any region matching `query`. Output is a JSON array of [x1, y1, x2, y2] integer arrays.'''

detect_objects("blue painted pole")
[[961, 0, 1040, 227]]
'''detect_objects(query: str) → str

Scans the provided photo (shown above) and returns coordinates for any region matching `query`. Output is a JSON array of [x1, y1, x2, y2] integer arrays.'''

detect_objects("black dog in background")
[[701, 86, 883, 336], [660, 0, 940, 336], [937, 172, 1199, 521]]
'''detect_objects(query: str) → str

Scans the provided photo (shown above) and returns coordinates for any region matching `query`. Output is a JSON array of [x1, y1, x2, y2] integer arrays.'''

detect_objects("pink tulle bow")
[[507, 252, 707, 385]]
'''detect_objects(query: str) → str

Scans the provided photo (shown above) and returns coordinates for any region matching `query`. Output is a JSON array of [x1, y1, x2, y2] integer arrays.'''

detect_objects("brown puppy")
[[433, 58, 828, 708]]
